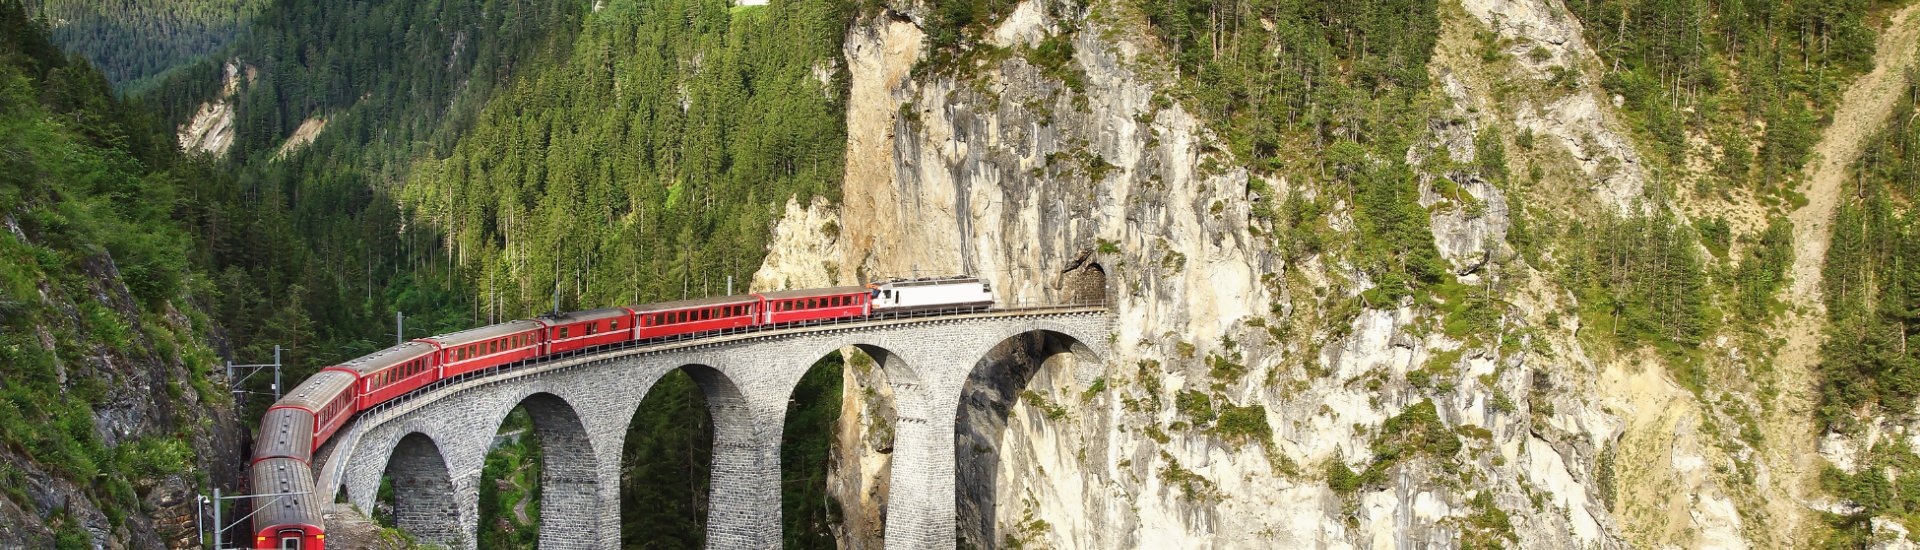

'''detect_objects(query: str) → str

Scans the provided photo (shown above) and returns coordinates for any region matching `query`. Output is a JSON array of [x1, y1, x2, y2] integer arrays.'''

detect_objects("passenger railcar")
[[542, 307, 635, 353], [337, 342, 439, 411], [420, 320, 544, 377], [633, 295, 760, 339], [251, 278, 1001, 548], [262, 370, 358, 458], [758, 286, 870, 324], [251, 457, 324, 549]]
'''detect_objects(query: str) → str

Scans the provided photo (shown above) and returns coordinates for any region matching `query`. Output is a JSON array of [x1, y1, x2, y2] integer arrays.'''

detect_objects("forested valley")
[[27, 0, 263, 92], [7, 0, 1920, 546]]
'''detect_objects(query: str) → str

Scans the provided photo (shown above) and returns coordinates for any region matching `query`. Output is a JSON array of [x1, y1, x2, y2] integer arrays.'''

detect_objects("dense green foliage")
[[143, 0, 592, 392], [479, 407, 543, 549], [1562, 212, 1716, 373], [1566, 0, 1890, 188], [781, 355, 846, 549], [621, 371, 712, 548], [401, 0, 852, 315], [1327, 400, 1460, 494], [1138, 0, 1450, 301], [1818, 73, 1920, 432], [1820, 441, 1920, 545], [0, 0, 216, 536], [1140, 0, 1439, 169], [31, 0, 263, 92]]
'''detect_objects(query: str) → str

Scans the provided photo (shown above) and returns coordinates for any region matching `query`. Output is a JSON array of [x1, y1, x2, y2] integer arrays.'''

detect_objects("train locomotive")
[[247, 277, 993, 548]]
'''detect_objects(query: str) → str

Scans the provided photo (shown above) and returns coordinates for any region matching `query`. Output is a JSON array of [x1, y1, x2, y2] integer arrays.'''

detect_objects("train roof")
[[630, 294, 759, 313], [275, 370, 357, 410], [757, 286, 870, 300], [871, 276, 983, 287], [251, 457, 321, 532], [543, 307, 631, 324], [254, 407, 315, 462], [332, 341, 438, 375], [420, 319, 544, 346]]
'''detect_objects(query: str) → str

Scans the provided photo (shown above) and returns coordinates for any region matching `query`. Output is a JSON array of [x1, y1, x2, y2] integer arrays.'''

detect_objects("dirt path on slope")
[[1760, 3, 1920, 545]]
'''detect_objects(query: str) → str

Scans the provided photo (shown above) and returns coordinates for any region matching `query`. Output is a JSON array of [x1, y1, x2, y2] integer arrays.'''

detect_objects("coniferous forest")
[[6, 0, 1920, 546]]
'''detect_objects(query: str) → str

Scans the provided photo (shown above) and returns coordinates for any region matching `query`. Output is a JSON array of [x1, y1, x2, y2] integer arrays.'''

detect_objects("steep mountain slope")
[[30, 0, 264, 91], [744, 0, 1920, 547], [1764, 3, 1920, 542], [0, 3, 246, 547], [140, 0, 595, 392], [58, 0, 1916, 546]]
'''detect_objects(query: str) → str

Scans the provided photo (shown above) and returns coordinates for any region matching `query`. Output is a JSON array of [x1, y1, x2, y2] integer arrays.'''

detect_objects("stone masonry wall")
[[314, 311, 1111, 550]]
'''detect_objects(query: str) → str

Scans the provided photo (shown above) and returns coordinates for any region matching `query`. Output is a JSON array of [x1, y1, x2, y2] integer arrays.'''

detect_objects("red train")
[[247, 278, 993, 548]]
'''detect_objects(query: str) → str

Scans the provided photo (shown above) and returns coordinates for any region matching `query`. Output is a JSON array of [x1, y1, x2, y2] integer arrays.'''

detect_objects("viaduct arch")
[[316, 309, 1110, 549]]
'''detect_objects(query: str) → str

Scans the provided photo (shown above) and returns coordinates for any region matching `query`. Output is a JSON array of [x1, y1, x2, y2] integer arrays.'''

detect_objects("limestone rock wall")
[[746, 0, 1735, 547]]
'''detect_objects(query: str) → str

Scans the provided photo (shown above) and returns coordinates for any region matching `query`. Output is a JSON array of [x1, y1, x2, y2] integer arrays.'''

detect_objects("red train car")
[[633, 295, 761, 340], [252, 457, 324, 549], [260, 370, 358, 458], [757, 286, 870, 325], [333, 342, 439, 411], [421, 320, 545, 377], [542, 307, 635, 354]]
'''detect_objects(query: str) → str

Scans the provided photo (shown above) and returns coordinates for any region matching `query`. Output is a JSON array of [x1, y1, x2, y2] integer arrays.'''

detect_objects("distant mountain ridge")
[[30, 0, 264, 92]]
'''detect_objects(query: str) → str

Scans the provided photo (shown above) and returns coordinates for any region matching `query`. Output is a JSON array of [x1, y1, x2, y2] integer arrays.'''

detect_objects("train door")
[[276, 529, 304, 549]]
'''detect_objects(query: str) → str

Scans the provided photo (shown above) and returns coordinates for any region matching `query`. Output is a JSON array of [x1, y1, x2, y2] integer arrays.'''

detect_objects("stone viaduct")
[[310, 307, 1111, 549]]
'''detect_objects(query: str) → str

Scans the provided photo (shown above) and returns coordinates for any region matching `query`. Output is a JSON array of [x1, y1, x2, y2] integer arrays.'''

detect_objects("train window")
[[559, 327, 570, 339], [611, 319, 620, 330], [586, 323, 597, 335]]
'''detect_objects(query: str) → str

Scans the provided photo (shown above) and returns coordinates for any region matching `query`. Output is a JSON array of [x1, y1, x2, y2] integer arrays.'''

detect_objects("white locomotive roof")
[[871, 276, 982, 287]]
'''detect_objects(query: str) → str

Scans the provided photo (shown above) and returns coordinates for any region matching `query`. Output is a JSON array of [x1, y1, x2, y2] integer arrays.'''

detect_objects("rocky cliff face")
[[0, 216, 248, 549], [177, 61, 249, 157], [751, 0, 1784, 547]]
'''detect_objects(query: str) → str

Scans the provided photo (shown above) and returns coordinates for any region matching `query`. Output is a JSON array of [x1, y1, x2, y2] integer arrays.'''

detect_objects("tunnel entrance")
[[1060, 251, 1108, 305]]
